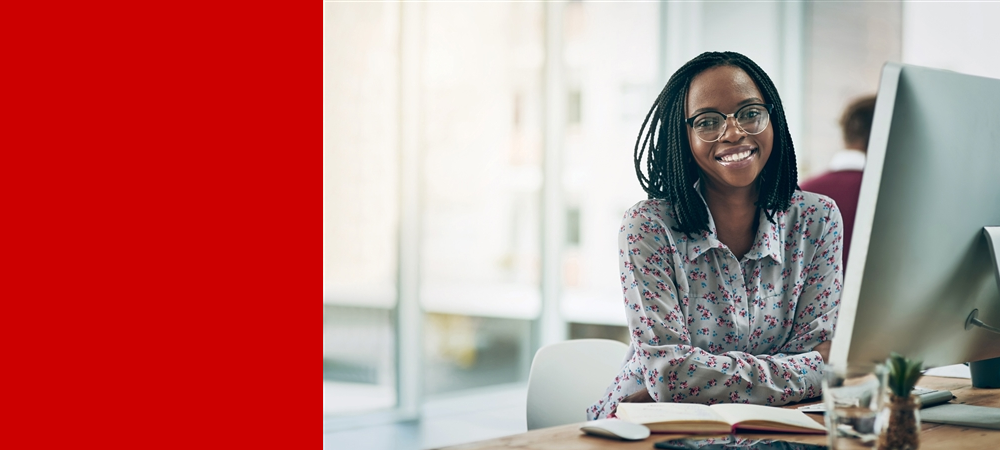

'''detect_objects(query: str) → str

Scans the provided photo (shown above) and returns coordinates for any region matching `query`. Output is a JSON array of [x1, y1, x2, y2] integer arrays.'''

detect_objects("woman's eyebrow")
[[690, 97, 765, 116], [737, 97, 765, 107]]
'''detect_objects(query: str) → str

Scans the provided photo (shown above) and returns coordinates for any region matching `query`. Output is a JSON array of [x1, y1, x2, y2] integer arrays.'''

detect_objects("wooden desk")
[[439, 376, 999, 450]]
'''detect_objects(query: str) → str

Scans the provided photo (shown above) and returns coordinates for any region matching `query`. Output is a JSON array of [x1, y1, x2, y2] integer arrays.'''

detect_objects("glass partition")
[[323, 1, 400, 416]]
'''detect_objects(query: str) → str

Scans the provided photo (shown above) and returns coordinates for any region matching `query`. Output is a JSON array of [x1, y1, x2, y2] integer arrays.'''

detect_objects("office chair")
[[525, 338, 629, 430]]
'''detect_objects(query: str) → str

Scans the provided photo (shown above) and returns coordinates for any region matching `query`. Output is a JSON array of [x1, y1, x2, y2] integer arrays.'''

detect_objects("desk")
[[439, 376, 1000, 450]]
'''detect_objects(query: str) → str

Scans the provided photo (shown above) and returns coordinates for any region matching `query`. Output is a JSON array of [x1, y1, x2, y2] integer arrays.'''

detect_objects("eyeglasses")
[[684, 103, 773, 143]]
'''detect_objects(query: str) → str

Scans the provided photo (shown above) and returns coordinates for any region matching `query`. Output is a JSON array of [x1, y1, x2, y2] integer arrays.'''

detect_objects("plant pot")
[[878, 394, 920, 450]]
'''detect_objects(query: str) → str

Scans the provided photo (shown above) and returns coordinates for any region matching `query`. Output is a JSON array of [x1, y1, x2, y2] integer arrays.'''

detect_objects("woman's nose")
[[719, 116, 746, 142]]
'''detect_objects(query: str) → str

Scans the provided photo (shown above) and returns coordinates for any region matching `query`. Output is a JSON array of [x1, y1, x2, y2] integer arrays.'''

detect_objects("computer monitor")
[[829, 62, 1000, 378]]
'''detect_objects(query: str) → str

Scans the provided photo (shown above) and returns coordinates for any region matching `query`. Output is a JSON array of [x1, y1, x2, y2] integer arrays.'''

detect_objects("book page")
[[616, 403, 728, 425], [709, 404, 825, 432]]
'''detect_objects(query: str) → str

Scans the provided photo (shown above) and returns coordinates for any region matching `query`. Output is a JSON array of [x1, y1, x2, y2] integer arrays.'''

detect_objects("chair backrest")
[[525, 338, 629, 430]]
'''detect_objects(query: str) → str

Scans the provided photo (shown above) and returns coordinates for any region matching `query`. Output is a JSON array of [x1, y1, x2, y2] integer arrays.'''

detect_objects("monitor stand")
[[970, 357, 1000, 388], [921, 227, 1000, 430], [964, 227, 1000, 388]]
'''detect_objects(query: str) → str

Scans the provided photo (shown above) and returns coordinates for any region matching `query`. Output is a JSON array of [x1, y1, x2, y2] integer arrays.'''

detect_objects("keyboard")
[[798, 386, 954, 413]]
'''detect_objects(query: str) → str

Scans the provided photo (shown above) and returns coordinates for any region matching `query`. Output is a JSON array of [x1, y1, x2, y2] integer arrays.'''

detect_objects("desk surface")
[[439, 376, 1000, 450]]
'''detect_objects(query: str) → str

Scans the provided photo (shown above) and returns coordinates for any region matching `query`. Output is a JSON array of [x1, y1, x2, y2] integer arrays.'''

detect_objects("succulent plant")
[[886, 352, 923, 398]]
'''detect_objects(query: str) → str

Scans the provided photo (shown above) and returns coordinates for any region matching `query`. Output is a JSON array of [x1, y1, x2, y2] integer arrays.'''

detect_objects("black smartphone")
[[654, 436, 828, 450]]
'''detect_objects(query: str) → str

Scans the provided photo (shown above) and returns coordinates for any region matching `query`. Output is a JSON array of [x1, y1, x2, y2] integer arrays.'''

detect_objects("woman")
[[587, 52, 842, 420]]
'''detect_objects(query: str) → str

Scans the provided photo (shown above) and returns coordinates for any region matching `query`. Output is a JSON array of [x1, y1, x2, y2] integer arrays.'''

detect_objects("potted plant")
[[879, 352, 923, 450]]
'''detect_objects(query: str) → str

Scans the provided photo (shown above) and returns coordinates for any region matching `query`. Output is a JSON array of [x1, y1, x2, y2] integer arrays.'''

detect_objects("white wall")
[[902, 2, 1000, 80]]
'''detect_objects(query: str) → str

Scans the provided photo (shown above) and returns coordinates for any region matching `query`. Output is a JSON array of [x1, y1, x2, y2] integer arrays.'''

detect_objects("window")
[[559, 2, 659, 327], [323, 1, 400, 416]]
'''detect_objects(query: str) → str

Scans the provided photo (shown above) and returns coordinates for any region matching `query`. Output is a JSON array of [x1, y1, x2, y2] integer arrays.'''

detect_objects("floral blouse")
[[587, 188, 843, 420]]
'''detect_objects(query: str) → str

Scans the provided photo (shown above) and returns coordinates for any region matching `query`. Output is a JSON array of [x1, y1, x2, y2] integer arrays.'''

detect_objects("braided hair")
[[634, 51, 798, 235]]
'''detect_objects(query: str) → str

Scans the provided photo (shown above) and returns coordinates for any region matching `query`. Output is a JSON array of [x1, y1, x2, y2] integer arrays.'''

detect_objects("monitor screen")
[[830, 62, 1000, 375]]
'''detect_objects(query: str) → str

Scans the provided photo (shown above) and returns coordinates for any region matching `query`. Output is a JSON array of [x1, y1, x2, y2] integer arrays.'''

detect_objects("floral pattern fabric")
[[587, 188, 843, 420]]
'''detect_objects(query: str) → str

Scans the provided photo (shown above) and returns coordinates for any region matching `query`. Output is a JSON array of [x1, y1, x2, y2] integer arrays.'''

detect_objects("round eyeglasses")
[[684, 103, 773, 143]]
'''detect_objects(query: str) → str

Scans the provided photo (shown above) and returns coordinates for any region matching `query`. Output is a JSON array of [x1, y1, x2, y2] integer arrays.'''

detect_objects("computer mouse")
[[579, 419, 651, 441]]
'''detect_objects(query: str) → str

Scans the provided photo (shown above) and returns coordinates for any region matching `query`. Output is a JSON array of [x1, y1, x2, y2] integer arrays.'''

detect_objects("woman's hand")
[[610, 387, 654, 417], [814, 341, 831, 362], [621, 388, 654, 403]]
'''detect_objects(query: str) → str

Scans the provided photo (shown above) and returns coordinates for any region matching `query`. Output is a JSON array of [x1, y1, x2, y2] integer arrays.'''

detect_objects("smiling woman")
[[587, 52, 843, 420]]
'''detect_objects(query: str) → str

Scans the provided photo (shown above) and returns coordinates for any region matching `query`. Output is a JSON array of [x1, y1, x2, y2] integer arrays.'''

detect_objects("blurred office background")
[[324, 2, 1000, 449]]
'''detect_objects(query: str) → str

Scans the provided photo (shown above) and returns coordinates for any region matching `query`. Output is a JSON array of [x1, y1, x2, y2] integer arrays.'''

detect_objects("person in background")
[[799, 95, 876, 269], [586, 51, 842, 420]]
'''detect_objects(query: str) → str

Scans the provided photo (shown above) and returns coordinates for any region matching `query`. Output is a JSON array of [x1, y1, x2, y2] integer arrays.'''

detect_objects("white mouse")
[[579, 419, 651, 441]]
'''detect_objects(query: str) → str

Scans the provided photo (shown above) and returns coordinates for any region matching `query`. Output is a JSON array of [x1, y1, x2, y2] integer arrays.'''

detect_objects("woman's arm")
[[777, 198, 843, 358]]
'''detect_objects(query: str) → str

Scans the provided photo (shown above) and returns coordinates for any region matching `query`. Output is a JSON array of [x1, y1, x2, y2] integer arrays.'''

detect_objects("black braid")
[[633, 51, 798, 235]]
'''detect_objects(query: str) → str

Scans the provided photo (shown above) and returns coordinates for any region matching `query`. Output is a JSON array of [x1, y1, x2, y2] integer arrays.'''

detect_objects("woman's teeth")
[[718, 149, 753, 162]]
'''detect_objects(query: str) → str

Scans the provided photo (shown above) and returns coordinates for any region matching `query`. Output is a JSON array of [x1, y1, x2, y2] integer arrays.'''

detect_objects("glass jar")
[[878, 394, 921, 450]]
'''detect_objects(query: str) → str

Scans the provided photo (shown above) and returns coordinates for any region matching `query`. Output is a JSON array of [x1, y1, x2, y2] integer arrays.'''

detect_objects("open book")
[[616, 402, 826, 434]]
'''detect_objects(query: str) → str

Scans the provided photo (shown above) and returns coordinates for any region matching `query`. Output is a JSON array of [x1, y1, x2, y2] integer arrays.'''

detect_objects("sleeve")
[[777, 200, 843, 355], [587, 202, 842, 420]]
